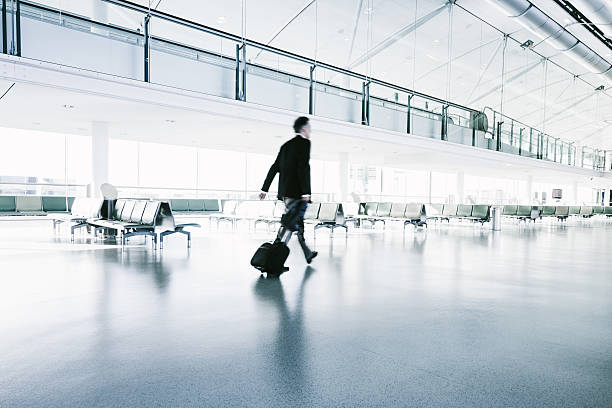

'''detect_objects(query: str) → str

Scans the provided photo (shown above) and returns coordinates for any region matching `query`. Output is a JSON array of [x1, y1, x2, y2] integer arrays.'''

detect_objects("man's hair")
[[293, 116, 309, 134]]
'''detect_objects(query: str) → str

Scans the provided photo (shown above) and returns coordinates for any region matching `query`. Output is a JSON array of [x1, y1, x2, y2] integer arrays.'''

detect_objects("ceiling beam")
[[346, 0, 364, 65], [346, 3, 449, 71], [252, 0, 316, 62]]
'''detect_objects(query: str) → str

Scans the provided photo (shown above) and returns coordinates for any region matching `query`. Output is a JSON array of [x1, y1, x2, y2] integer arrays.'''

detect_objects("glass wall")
[[0, 127, 90, 196]]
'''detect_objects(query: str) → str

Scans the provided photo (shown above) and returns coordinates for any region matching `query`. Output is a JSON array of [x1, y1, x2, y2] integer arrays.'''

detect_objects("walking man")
[[259, 116, 318, 264]]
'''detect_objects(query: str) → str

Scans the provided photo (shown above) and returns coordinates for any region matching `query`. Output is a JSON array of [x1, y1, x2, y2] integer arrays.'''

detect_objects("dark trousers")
[[275, 198, 312, 259]]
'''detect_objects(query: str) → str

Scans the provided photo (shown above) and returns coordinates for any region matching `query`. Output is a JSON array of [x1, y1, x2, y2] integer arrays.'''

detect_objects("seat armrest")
[[176, 223, 201, 228]]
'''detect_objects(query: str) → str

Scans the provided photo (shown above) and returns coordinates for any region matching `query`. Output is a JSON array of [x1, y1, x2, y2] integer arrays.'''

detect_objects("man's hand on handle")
[[301, 194, 311, 202]]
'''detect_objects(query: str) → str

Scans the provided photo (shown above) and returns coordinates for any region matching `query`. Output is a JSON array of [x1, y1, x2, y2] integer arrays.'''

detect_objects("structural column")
[[456, 171, 465, 204], [91, 122, 109, 198], [571, 180, 579, 204], [338, 152, 349, 202], [91, 1, 108, 35], [525, 175, 533, 204]]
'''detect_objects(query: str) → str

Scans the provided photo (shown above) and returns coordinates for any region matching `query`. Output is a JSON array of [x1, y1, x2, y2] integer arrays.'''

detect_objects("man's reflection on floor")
[[253, 267, 315, 405]]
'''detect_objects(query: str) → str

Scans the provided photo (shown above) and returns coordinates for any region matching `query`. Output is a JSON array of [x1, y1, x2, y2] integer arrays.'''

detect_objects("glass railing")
[[483, 107, 608, 170], [1, 0, 608, 173]]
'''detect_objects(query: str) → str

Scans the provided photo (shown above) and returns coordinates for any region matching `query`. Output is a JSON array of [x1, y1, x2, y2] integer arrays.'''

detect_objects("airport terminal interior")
[[1, 0, 611, 406]]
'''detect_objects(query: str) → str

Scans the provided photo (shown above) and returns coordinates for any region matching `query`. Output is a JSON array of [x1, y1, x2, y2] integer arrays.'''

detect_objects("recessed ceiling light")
[[432, 39, 440, 45], [165, 119, 175, 124], [364, 7, 372, 14], [63, 104, 74, 109], [216, 16, 226, 24]]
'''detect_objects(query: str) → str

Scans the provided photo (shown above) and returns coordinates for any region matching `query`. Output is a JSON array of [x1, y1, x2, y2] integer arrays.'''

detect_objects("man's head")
[[293, 116, 311, 139]]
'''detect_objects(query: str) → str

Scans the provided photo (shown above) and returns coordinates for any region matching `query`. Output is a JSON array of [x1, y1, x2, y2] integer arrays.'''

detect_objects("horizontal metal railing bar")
[[100, 0, 478, 114], [0, 181, 87, 187], [21, 1, 463, 123]]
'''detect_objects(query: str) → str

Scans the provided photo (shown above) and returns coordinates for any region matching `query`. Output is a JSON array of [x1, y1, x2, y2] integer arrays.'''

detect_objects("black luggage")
[[251, 241, 290, 274]]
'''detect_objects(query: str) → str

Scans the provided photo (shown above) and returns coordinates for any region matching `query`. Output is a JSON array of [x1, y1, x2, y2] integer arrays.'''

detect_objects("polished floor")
[[1, 218, 611, 407]]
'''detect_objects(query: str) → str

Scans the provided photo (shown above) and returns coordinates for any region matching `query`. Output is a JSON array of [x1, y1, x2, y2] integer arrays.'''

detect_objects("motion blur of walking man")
[[259, 116, 318, 264]]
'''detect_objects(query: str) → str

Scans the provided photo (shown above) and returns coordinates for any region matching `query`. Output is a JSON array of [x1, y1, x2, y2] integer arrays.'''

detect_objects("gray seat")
[[541, 206, 556, 217], [502, 205, 517, 216], [51, 197, 104, 240], [579, 206, 593, 217], [188, 199, 205, 213], [592, 206, 604, 215], [569, 206, 581, 216], [363, 202, 393, 227], [468, 205, 490, 223], [403, 203, 427, 230], [605, 206, 612, 216], [441, 204, 458, 221], [203, 199, 220, 212], [0, 196, 17, 215], [15, 196, 45, 216], [304, 202, 321, 221], [313, 203, 347, 236], [456, 204, 473, 218], [170, 199, 189, 212], [555, 206, 569, 220], [42, 197, 68, 213], [159, 202, 201, 248]]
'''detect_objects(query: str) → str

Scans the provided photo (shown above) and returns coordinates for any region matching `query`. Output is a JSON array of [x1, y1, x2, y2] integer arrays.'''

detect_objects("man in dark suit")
[[259, 117, 318, 264]]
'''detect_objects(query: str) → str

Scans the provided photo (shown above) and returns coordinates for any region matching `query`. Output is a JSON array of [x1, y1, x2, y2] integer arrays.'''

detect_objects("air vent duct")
[[569, 0, 612, 40], [489, 0, 612, 80]]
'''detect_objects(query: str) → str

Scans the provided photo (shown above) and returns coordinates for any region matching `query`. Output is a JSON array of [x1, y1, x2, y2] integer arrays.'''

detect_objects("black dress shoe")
[[306, 251, 318, 264]]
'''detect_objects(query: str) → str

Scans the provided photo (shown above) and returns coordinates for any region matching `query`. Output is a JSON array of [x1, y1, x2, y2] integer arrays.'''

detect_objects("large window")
[[0, 127, 90, 196]]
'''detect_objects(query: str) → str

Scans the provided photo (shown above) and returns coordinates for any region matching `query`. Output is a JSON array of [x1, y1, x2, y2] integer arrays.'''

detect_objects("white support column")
[[338, 152, 349, 202], [456, 171, 465, 204], [525, 175, 533, 204], [91, 122, 109, 198], [572, 180, 579, 204], [91, 2, 109, 35], [428, 171, 433, 204]]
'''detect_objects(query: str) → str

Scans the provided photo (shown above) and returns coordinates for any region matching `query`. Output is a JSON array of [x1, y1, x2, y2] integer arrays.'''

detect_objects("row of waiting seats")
[[502, 205, 612, 221], [0, 195, 75, 215], [355, 202, 491, 225], [88, 199, 199, 248], [196, 200, 348, 235], [39, 197, 198, 248], [349, 202, 428, 229]]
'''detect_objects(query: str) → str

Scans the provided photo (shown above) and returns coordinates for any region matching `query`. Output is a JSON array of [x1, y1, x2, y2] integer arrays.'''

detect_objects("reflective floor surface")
[[1, 219, 611, 407]]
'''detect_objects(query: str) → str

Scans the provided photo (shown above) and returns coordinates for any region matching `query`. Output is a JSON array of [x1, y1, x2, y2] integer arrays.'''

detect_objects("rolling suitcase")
[[251, 224, 292, 274], [250, 241, 289, 274]]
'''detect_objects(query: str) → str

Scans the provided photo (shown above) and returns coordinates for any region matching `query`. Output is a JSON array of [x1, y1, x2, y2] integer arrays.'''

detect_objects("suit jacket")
[[261, 135, 311, 200]]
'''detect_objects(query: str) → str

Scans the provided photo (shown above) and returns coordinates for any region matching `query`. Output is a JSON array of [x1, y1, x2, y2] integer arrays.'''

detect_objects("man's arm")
[[296, 139, 311, 200], [260, 150, 280, 199]]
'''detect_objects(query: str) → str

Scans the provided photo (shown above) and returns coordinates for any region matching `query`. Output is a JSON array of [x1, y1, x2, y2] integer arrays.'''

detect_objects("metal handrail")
[[100, 0, 478, 115], [0, 181, 87, 188]]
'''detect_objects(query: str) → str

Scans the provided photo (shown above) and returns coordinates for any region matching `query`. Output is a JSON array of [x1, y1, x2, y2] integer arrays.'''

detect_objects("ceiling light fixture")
[[165, 119, 175, 124], [216, 16, 226, 24], [520, 40, 534, 49], [63, 104, 74, 109]]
